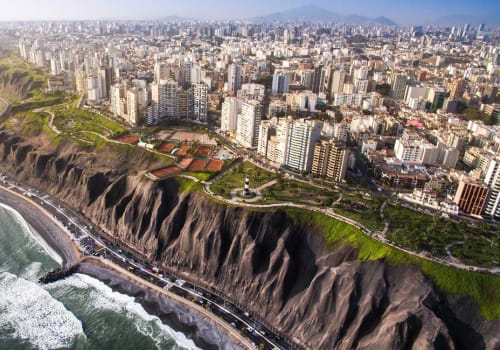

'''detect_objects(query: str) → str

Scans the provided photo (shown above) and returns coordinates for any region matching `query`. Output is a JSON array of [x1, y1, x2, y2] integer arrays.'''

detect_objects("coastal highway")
[[0, 175, 294, 350]]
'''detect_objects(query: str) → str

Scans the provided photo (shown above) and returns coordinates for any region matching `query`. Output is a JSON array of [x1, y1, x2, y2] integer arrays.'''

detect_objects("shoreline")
[[0, 186, 79, 266], [0, 185, 244, 350]]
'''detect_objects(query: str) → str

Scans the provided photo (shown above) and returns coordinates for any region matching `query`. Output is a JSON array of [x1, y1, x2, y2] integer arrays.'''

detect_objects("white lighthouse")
[[244, 174, 250, 195]]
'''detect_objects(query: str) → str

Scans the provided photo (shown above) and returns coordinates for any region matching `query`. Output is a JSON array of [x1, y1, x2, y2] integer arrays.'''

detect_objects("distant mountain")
[[251, 5, 341, 23], [343, 15, 397, 26], [429, 14, 500, 26], [250, 5, 397, 25], [373, 16, 398, 26]]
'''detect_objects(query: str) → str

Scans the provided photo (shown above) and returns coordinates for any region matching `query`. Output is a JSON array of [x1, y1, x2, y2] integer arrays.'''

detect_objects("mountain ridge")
[[249, 5, 397, 25]]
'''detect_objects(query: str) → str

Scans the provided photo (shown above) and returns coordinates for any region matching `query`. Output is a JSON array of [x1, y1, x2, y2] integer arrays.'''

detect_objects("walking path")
[[38, 108, 176, 161], [21, 103, 500, 276], [201, 177, 500, 276], [229, 178, 281, 203]]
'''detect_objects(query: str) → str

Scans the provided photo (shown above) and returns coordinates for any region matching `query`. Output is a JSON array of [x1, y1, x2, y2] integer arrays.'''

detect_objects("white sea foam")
[[51, 274, 202, 350], [0, 203, 63, 266], [19, 261, 43, 282], [0, 272, 85, 350]]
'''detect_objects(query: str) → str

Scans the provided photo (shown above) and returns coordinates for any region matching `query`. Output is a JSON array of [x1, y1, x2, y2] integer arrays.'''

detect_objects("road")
[[0, 174, 294, 350]]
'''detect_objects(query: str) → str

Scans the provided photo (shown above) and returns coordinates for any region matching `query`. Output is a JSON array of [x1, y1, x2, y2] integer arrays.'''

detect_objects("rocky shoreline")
[[0, 184, 241, 350]]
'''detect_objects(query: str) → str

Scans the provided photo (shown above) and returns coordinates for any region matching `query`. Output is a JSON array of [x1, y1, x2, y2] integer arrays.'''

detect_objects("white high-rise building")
[[257, 120, 275, 158], [50, 58, 60, 75], [191, 66, 205, 84], [192, 83, 208, 122], [276, 117, 292, 165], [221, 97, 241, 133], [331, 70, 345, 94], [110, 84, 123, 116], [285, 119, 323, 172], [126, 88, 139, 125], [238, 83, 266, 101], [227, 64, 242, 92], [151, 79, 177, 123], [236, 100, 262, 148], [483, 157, 500, 220], [354, 79, 368, 94], [272, 70, 289, 94], [87, 75, 103, 101], [394, 131, 423, 163]]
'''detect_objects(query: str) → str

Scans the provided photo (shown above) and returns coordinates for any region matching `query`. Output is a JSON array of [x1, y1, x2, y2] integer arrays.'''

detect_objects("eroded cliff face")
[[0, 68, 34, 100], [0, 130, 499, 350]]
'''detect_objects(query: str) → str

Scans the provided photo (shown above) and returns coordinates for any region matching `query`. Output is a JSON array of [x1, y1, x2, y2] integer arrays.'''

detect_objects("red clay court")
[[175, 145, 191, 156], [194, 145, 214, 158], [188, 159, 208, 172], [116, 134, 140, 144], [206, 159, 224, 172], [178, 157, 193, 169], [150, 166, 181, 179], [158, 142, 176, 153], [170, 131, 209, 143]]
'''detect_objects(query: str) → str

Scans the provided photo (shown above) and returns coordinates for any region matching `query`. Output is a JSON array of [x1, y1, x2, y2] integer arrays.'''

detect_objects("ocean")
[[0, 203, 200, 350]]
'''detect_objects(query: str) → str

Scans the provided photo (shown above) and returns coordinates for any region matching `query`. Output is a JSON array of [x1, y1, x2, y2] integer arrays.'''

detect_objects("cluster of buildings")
[[5, 18, 500, 220]]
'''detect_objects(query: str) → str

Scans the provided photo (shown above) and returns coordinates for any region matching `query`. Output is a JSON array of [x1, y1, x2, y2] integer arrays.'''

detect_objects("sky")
[[0, 0, 498, 24]]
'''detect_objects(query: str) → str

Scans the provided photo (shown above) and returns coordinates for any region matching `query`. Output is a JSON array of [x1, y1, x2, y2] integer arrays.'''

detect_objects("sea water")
[[0, 203, 200, 350]]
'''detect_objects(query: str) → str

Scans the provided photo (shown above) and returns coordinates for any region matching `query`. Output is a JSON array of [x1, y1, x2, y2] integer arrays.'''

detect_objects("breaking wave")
[[0, 272, 85, 350]]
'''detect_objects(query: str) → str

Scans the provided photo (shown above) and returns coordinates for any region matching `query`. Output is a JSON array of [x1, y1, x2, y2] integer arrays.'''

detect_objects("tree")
[[375, 83, 391, 97]]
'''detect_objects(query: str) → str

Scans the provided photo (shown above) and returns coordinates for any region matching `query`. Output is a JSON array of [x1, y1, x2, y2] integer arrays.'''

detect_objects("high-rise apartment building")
[[427, 87, 448, 112], [221, 97, 241, 133], [126, 88, 139, 125], [110, 83, 123, 116], [176, 86, 193, 120], [236, 100, 263, 148], [454, 176, 489, 217], [390, 73, 408, 100], [311, 139, 350, 182], [449, 78, 466, 99], [151, 79, 177, 123], [227, 64, 242, 92], [284, 119, 323, 172], [192, 83, 208, 122], [331, 70, 345, 94], [483, 157, 500, 220], [272, 70, 289, 94]]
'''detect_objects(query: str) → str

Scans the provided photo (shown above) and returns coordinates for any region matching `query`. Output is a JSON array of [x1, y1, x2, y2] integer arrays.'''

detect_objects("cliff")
[[0, 129, 499, 350], [0, 67, 35, 101]]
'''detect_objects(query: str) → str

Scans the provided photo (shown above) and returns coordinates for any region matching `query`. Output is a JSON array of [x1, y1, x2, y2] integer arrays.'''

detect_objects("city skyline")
[[0, 0, 499, 24]]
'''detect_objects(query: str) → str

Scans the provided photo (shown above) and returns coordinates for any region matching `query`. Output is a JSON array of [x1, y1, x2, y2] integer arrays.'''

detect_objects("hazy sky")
[[0, 0, 498, 23]]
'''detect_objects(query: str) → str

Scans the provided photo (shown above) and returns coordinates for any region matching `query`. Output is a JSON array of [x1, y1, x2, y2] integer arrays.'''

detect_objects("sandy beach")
[[0, 185, 243, 350]]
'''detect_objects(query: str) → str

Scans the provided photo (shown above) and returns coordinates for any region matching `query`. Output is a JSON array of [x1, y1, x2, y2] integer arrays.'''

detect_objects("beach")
[[0, 184, 242, 350]]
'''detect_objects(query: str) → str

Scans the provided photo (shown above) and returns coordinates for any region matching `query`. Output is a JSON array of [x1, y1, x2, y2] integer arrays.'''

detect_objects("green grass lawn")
[[285, 208, 500, 320], [384, 204, 499, 268], [451, 236, 499, 268], [333, 193, 385, 231], [261, 180, 339, 206], [0, 53, 46, 101], [52, 106, 125, 136], [182, 172, 213, 181], [211, 161, 278, 198]]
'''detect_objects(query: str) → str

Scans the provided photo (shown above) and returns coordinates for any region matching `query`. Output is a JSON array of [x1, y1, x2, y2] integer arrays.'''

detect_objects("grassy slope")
[[180, 174, 500, 319], [285, 208, 500, 320], [211, 161, 278, 198]]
